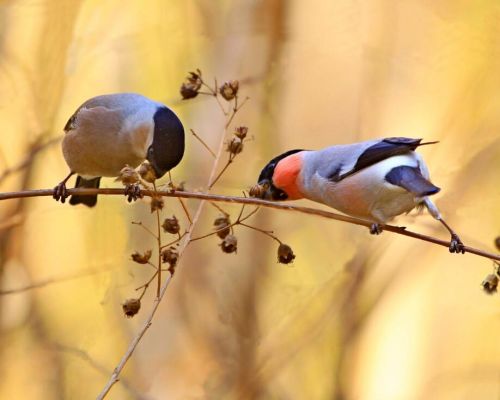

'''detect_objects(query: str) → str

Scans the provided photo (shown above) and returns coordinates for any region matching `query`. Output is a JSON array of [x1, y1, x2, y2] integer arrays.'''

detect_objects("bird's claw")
[[53, 182, 69, 203], [124, 183, 143, 202], [369, 223, 382, 235], [449, 234, 465, 254]]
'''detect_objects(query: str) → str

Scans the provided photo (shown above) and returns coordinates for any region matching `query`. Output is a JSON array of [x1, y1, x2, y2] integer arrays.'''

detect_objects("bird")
[[253, 137, 465, 253], [53, 93, 185, 207]]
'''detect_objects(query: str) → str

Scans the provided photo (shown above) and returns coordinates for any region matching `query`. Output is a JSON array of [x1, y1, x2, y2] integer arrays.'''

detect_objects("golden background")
[[0, 0, 499, 399]]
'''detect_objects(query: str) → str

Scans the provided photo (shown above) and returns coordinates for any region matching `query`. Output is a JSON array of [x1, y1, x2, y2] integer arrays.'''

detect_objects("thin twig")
[[190, 206, 260, 242], [1, 187, 498, 262], [0, 266, 114, 295], [239, 222, 281, 244], [152, 182, 162, 299], [159, 232, 186, 250], [209, 200, 229, 216], [190, 129, 216, 158], [177, 197, 192, 224], [136, 271, 159, 300], [54, 344, 152, 400], [208, 158, 232, 189], [0, 136, 60, 183], [95, 88, 240, 400], [131, 221, 157, 239]]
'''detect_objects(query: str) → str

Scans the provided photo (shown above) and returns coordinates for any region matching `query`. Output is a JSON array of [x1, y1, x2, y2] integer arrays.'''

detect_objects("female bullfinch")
[[53, 93, 185, 207]]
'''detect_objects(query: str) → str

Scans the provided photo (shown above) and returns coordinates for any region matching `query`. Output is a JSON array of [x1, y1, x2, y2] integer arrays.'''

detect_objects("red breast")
[[273, 152, 304, 200]]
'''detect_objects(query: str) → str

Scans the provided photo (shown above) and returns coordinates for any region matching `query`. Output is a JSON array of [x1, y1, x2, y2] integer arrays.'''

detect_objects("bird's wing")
[[63, 93, 149, 133], [385, 165, 440, 196], [319, 137, 429, 182], [64, 105, 124, 136]]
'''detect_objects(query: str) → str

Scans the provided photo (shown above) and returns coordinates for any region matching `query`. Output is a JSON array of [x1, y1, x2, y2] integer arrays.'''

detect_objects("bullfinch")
[[254, 137, 464, 253], [53, 93, 185, 207]]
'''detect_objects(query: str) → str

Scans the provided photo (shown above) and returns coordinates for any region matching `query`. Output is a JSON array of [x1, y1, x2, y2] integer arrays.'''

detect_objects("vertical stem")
[[153, 182, 162, 299]]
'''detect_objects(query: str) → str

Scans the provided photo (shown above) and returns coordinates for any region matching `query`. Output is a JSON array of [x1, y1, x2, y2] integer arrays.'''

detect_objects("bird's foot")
[[53, 181, 69, 203], [369, 223, 383, 235], [124, 183, 143, 203], [449, 233, 465, 254]]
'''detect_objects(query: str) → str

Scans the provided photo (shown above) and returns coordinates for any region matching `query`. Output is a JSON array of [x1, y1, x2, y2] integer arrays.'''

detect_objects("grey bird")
[[53, 93, 185, 206], [254, 137, 465, 253]]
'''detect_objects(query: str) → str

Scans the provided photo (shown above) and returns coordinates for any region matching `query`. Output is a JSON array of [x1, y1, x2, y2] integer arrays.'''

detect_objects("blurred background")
[[0, 0, 499, 399]]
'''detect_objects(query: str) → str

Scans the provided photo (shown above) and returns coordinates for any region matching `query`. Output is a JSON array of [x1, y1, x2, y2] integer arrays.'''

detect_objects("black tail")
[[69, 176, 101, 207], [385, 166, 440, 197]]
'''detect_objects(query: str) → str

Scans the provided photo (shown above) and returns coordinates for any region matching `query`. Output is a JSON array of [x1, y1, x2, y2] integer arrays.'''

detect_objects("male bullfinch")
[[53, 93, 185, 207], [254, 137, 464, 253]]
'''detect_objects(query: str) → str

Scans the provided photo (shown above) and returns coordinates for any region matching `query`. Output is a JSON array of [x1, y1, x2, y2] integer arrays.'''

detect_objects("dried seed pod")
[[162, 216, 180, 235], [495, 236, 500, 251], [150, 195, 164, 212], [115, 165, 140, 185], [234, 126, 248, 139], [220, 234, 237, 254], [277, 243, 295, 264], [249, 184, 266, 199], [482, 274, 499, 294], [122, 298, 141, 318], [213, 214, 231, 239], [131, 250, 152, 264], [169, 181, 185, 192], [227, 137, 243, 155], [219, 80, 239, 101], [161, 246, 179, 268], [180, 71, 202, 99], [138, 161, 157, 183]]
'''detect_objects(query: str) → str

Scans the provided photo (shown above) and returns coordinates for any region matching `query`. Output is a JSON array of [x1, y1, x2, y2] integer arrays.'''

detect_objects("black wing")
[[385, 166, 440, 197], [336, 137, 427, 181]]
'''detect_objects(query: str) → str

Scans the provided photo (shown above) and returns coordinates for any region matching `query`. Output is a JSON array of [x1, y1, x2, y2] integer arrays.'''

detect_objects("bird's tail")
[[417, 140, 439, 146], [69, 176, 101, 207]]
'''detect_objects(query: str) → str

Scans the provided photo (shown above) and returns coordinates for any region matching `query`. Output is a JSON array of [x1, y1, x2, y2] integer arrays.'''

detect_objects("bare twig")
[[0, 136, 60, 183], [95, 89, 241, 400], [190, 129, 216, 158], [0, 266, 114, 295], [0, 187, 498, 262], [53, 344, 152, 400]]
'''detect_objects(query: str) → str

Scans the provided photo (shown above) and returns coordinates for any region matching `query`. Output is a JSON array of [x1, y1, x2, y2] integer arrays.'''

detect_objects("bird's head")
[[147, 106, 185, 178], [254, 149, 305, 201]]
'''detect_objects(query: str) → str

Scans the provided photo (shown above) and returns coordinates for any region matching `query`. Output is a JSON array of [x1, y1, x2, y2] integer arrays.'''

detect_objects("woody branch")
[[0, 187, 498, 262]]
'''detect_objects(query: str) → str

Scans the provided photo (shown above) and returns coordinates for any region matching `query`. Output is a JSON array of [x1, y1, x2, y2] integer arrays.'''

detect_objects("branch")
[[0, 136, 60, 183], [96, 91, 238, 399], [0, 188, 498, 262]]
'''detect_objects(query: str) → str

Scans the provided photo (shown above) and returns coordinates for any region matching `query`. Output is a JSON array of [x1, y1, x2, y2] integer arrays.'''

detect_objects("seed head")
[[115, 165, 140, 185], [180, 71, 202, 99], [482, 274, 498, 294], [495, 236, 500, 251], [150, 195, 164, 213], [219, 80, 239, 101], [249, 184, 266, 199], [213, 214, 231, 239], [122, 298, 141, 318], [277, 243, 295, 264], [220, 234, 237, 254], [131, 250, 152, 264], [227, 137, 243, 155], [234, 126, 248, 139], [161, 246, 179, 274], [138, 161, 157, 183], [162, 216, 180, 235]]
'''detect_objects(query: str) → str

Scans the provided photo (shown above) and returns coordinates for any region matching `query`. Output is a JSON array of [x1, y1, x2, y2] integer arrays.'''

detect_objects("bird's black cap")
[[147, 106, 185, 178]]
